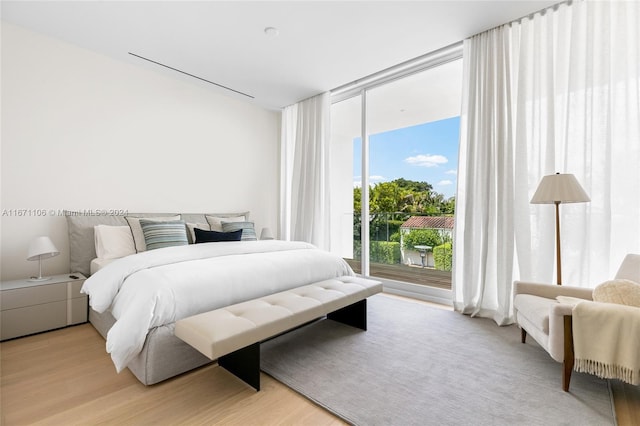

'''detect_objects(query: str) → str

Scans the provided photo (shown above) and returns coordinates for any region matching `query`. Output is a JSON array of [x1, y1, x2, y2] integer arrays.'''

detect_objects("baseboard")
[[364, 275, 453, 306]]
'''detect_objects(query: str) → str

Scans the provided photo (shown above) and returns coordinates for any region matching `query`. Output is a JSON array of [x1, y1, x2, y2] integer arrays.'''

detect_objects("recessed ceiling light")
[[264, 27, 279, 37]]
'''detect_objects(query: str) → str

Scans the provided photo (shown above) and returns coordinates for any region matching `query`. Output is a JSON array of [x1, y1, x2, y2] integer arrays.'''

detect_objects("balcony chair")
[[513, 254, 640, 391]]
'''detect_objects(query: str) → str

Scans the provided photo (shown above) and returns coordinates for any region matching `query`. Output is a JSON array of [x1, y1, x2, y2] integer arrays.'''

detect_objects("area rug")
[[261, 295, 615, 426]]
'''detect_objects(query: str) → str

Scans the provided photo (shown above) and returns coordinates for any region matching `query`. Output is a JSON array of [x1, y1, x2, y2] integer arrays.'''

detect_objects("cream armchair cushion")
[[513, 283, 592, 362]]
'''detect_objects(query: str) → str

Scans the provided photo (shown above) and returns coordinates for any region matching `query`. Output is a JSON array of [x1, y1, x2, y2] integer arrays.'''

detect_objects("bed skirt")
[[89, 309, 212, 385]]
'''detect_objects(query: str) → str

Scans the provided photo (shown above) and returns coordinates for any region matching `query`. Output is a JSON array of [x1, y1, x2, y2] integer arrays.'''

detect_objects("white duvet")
[[82, 240, 354, 372]]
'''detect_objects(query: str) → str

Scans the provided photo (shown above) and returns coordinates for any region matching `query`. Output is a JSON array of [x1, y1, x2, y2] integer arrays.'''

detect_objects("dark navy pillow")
[[194, 227, 243, 243]]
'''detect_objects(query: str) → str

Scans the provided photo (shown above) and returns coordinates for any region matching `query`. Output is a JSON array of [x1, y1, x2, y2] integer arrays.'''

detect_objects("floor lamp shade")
[[530, 173, 590, 204], [531, 173, 590, 285], [27, 236, 60, 281]]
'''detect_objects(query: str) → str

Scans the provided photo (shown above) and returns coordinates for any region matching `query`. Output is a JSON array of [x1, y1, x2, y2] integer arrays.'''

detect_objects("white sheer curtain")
[[280, 92, 332, 250], [454, 0, 640, 325]]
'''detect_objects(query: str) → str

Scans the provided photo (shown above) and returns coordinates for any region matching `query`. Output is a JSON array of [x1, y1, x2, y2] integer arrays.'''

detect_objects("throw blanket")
[[82, 240, 354, 372], [573, 300, 640, 385]]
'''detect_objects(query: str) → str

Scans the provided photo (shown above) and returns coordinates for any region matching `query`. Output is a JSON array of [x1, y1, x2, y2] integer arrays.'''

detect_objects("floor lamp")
[[530, 173, 590, 285]]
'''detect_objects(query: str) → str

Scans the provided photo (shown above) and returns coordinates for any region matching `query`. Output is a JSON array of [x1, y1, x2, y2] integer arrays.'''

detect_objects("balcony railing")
[[349, 211, 453, 289]]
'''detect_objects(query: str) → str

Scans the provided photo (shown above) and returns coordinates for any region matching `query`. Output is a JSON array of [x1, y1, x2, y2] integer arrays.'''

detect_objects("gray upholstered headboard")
[[65, 211, 249, 276]]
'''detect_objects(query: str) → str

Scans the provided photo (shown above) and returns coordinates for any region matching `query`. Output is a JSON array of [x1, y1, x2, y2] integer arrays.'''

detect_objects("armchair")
[[513, 254, 640, 391]]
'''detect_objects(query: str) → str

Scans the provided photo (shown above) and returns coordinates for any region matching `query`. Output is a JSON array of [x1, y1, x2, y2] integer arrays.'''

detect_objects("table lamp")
[[27, 236, 60, 282]]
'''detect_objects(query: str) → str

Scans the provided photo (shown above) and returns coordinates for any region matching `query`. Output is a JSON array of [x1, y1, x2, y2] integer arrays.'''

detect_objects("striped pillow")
[[125, 215, 180, 252], [221, 221, 257, 241], [139, 220, 188, 251]]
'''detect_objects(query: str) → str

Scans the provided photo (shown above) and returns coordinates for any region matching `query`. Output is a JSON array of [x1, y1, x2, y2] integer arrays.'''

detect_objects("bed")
[[66, 212, 354, 385]]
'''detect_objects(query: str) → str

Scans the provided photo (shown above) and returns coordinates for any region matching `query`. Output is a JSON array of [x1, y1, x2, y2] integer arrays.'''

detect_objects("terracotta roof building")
[[400, 216, 454, 230]]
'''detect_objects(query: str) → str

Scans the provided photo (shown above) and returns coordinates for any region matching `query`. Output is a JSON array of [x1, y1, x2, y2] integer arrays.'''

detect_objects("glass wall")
[[331, 58, 462, 290]]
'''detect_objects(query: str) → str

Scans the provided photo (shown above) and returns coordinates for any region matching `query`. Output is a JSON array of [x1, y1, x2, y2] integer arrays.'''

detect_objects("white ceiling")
[[333, 58, 464, 141], [1, 1, 559, 110]]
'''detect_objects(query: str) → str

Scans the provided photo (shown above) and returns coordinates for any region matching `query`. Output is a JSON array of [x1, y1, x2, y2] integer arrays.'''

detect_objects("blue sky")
[[353, 116, 460, 198]]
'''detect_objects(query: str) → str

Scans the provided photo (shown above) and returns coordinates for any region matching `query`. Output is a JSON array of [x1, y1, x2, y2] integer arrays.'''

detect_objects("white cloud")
[[353, 175, 387, 188], [437, 180, 453, 186], [446, 169, 457, 175], [404, 154, 448, 167]]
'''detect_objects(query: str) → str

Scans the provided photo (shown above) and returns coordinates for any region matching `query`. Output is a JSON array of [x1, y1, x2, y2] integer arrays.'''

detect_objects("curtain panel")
[[454, 0, 640, 325], [280, 92, 332, 250]]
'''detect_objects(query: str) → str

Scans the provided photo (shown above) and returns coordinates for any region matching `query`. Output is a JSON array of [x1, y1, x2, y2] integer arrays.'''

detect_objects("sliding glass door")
[[330, 56, 462, 293]]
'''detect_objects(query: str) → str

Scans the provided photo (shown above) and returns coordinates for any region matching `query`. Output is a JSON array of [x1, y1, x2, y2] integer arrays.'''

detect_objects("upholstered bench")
[[174, 275, 382, 390]]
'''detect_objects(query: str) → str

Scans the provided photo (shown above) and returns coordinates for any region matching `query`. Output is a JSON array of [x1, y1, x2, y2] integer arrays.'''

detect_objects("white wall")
[[1, 23, 281, 280]]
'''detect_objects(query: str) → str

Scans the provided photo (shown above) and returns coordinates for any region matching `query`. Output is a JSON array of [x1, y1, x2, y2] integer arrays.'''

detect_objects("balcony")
[[346, 259, 452, 290], [347, 212, 453, 291]]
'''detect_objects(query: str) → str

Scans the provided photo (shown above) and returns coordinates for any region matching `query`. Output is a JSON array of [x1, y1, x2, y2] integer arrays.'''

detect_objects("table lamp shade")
[[27, 237, 60, 282], [530, 173, 590, 204], [27, 236, 60, 261]]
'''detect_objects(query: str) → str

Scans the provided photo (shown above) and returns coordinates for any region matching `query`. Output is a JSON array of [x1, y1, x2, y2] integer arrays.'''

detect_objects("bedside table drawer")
[[1, 283, 67, 310], [69, 280, 85, 298], [1, 301, 67, 340]]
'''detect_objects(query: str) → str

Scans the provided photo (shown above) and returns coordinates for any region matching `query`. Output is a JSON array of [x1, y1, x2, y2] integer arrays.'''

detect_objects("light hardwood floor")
[[1, 298, 638, 425], [0, 324, 344, 425]]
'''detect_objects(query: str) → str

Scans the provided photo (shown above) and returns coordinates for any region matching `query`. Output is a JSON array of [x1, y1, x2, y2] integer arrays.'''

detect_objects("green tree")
[[371, 181, 401, 213], [392, 178, 433, 193], [402, 229, 445, 250], [442, 197, 455, 215], [369, 178, 453, 215], [353, 186, 362, 214]]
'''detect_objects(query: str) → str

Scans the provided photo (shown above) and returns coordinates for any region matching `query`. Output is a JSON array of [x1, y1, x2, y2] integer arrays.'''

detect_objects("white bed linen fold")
[[81, 240, 353, 372]]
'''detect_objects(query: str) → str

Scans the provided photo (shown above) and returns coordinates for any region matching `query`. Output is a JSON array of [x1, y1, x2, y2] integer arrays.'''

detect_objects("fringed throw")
[[572, 301, 640, 386], [574, 359, 638, 386]]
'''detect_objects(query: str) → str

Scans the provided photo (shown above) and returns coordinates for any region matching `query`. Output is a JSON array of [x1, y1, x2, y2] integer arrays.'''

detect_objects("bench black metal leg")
[[218, 342, 261, 391], [328, 299, 367, 330]]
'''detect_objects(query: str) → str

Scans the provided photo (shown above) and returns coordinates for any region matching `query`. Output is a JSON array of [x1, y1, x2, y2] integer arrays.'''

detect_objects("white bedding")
[[81, 240, 354, 372]]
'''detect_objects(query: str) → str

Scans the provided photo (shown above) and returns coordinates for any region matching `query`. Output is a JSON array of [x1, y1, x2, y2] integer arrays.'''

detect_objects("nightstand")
[[1, 273, 88, 340]]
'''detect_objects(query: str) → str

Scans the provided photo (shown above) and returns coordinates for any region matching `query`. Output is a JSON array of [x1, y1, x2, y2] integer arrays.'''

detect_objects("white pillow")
[[186, 222, 210, 243], [205, 215, 246, 232], [125, 215, 180, 252], [94, 225, 135, 260], [593, 279, 640, 307]]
